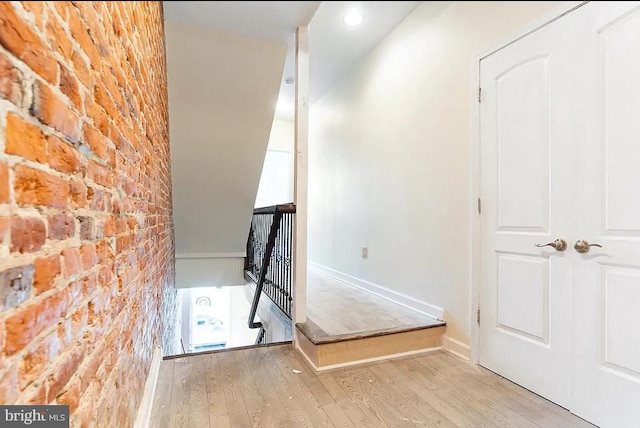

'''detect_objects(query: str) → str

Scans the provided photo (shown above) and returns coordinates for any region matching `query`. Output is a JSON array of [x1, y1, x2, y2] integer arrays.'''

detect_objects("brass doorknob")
[[535, 239, 568, 251], [574, 240, 603, 254]]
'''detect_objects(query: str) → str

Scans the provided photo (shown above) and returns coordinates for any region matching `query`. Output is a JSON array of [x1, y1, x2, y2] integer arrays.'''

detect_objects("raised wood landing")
[[302, 268, 446, 369], [150, 344, 594, 427], [307, 268, 444, 336], [296, 321, 445, 370]]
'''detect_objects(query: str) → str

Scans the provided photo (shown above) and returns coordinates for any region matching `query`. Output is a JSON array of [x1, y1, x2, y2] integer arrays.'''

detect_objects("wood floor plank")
[[317, 373, 381, 428], [152, 345, 594, 428], [188, 411, 210, 428], [217, 351, 253, 427], [269, 345, 334, 427], [362, 362, 458, 427], [149, 412, 171, 428], [229, 350, 267, 427], [188, 355, 210, 426], [412, 355, 541, 428], [209, 415, 231, 428], [243, 347, 290, 426], [258, 347, 315, 427], [435, 353, 594, 427], [170, 358, 191, 427], [278, 344, 336, 406], [330, 366, 415, 427], [427, 353, 570, 428], [323, 403, 356, 427], [204, 354, 229, 417], [371, 357, 491, 427]]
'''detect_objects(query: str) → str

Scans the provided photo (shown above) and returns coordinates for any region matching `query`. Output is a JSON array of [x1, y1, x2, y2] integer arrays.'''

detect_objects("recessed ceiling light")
[[343, 9, 363, 27]]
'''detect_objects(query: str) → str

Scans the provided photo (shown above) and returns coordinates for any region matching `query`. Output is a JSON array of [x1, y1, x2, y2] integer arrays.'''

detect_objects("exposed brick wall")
[[0, 2, 177, 426]]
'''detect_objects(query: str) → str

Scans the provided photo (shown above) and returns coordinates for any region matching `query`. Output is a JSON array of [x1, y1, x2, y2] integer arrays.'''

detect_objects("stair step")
[[295, 319, 446, 370]]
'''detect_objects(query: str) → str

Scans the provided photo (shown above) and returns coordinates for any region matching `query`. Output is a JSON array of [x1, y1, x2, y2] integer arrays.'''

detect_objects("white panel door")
[[480, 2, 640, 426], [570, 3, 640, 427], [478, 11, 581, 408]]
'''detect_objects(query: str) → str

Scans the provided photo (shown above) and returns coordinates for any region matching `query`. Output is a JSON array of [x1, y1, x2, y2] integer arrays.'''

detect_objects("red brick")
[[31, 81, 80, 143], [78, 216, 94, 240], [87, 160, 112, 187], [51, 1, 69, 21], [70, 180, 87, 208], [68, 9, 101, 68], [83, 124, 113, 165], [21, 2, 44, 29], [48, 213, 75, 240], [60, 63, 82, 112], [0, 50, 23, 105], [14, 164, 69, 208], [5, 112, 47, 163], [19, 334, 61, 390], [11, 216, 46, 253], [79, 341, 105, 390], [5, 290, 68, 355], [0, 365, 19, 403], [71, 49, 93, 90], [47, 346, 84, 401], [98, 264, 112, 288], [0, 3, 172, 425], [62, 247, 81, 278], [0, 162, 9, 203], [33, 254, 62, 295], [102, 217, 115, 237], [0, 3, 58, 84], [80, 243, 96, 270], [87, 187, 106, 211], [48, 135, 81, 174], [57, 380, 81, 412], [0, 217, 9, 244], [46, 13, 73, 58], [85, 99, 108, 135], [65, 279, 84, 310], [20, 381, 47, 405]]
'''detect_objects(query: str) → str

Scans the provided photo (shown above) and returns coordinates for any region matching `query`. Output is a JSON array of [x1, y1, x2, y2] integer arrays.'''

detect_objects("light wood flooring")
[[150, 344, 594, 427], [306, 269, 443, 337]]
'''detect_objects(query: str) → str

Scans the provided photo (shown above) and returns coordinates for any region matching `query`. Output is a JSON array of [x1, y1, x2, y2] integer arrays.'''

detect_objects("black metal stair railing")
[[245, 203, 295, 329]]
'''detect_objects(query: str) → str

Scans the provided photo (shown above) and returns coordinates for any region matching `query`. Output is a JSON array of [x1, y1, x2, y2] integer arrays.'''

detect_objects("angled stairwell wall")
[[166, 23, 287, 288]]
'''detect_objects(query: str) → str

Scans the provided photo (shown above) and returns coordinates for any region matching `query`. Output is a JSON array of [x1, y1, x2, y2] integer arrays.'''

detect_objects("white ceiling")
[[309, 2, 421, 104], [163, 1, 424, 121]]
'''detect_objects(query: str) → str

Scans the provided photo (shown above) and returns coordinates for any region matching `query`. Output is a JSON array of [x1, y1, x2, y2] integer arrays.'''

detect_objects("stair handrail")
[[247, 203, 296, 329]]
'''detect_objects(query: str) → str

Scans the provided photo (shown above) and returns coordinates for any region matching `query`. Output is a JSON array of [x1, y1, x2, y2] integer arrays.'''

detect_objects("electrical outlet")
[[361, 246, 368, 259]]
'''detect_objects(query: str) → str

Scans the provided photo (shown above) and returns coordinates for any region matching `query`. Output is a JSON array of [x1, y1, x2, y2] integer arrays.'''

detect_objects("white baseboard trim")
[[295, 340, 442, 372], [442, 336, 471, 361], [175, 252, 245, 259], [308, 261, 444, 321], [134, 347, 162, 428]]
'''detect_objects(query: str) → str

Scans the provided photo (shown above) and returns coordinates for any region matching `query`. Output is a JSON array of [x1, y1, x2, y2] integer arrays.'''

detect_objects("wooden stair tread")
[[297, 317, 445, 345]]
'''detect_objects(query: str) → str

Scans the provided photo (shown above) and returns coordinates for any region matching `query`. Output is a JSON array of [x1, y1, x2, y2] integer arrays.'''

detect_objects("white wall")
[[167, 23, 286, 256], [266, 119, 294, 152], [255, 119, 294, 207], [166, 23, 287, 288], [308, 1, 560, 344]]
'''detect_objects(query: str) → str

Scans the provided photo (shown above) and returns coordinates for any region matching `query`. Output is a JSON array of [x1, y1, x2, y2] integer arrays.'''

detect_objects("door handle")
[[574, 240, 603, 254], [535, 239, 568, 251]]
